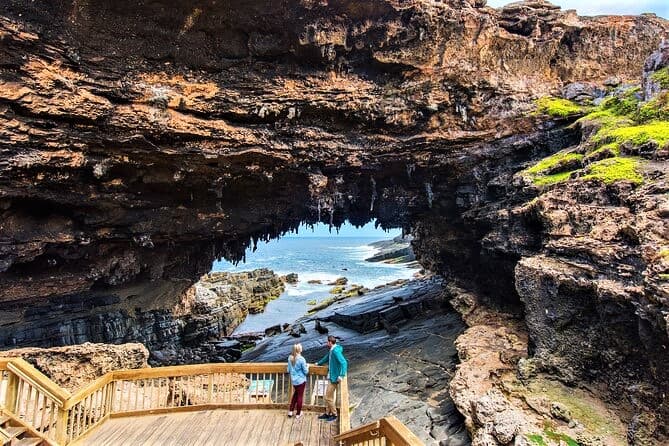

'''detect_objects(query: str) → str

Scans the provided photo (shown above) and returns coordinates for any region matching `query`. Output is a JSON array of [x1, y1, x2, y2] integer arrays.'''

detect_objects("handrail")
[[5, 359, 71, 404], [63, 375, 112, 411], [380, 416, 424, 445], [1, 358, 421, 446], [334, 419, 381, 441], [334, 416, 425, 446]]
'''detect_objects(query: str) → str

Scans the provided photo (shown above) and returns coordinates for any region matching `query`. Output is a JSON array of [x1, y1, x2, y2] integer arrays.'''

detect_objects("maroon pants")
[[289, 382, 306, 415]]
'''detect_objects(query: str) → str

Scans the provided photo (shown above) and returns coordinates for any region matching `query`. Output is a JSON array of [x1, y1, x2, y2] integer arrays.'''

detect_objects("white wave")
[[285, 286, 325, 297], [296, 271, 342, 283]]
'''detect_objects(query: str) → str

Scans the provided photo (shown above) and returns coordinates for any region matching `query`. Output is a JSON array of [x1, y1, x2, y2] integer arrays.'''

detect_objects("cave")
[[1, 0, 668, 444]]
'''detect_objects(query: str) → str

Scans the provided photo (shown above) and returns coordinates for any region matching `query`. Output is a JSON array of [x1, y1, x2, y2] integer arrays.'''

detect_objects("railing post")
[[107, 381, 116, 414], [339, 376, 350, 433], [55, 406, 69, 445], [207, 375, 214, 403], [4, 372, 19, 412]]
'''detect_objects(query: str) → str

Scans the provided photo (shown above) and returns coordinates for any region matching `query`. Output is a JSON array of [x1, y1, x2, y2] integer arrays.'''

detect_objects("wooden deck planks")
[[77, 408, 338, 445]]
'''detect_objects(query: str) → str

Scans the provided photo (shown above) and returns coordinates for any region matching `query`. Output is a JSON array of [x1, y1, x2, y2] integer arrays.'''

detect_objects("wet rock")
[[289, 323, 306, 337], [328, 277, 348, 286], [242, 278, 468, 445], [550, 402, 572, 422], [283, 273, 299, 284], [264, 324, 282, 337]]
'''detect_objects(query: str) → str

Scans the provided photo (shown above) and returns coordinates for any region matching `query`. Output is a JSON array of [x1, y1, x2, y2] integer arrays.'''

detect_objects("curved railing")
[[0, 359, 348, 444], [334, 416, 424, 446], [1, 358, 422, 445]]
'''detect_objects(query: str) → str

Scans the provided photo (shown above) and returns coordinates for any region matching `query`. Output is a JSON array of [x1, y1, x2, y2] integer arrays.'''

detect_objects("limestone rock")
[[0, 342, 148, 391]]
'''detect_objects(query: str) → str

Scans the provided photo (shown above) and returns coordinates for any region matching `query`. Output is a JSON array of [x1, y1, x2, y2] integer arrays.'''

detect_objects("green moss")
[[651, 67, 669, 89], [306, 299, 317, 305], [526, 152, 583, 175], [585, 142, 620, 158], [329, 286, 345, 294], [597, 121, 669, 148], [638, 92, 669, 122], [525, 378, 626, 444], [532, 170, 576, 185], [659, 274, 669, 281], [524, 151, 583, 186], [526, 434, 548, 446], [659, 249, 669, 258], [536, 97, 584, 118], [599, 90, 641, 117], [544, 429, 580, 446], [582, 157, 643, 185]]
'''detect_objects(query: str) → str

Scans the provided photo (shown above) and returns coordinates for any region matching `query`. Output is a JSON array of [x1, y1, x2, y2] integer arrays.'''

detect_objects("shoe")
[[295, 413, 303, 420], [327, 415, 338, 422], [287, 411, 293, 417], [318, 413, 331, 420]]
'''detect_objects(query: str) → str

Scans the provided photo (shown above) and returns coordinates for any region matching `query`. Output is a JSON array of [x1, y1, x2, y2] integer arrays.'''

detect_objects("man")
[[316, 335, 347, 421]]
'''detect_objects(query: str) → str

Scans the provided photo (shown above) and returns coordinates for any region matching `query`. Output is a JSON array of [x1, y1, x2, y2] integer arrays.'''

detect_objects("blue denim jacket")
[[287, 355, 309, 386]]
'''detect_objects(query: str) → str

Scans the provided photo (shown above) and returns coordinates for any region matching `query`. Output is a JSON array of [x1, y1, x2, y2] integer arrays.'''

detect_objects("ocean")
[[211, 234, 420, 334]]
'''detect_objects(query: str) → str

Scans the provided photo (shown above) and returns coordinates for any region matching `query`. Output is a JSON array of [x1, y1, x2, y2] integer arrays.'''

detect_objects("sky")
[[284, 221, 402, 238], [486, 0, 668, 18]]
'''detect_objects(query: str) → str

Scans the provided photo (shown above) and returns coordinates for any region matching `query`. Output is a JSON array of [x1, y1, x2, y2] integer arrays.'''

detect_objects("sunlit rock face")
[[1, 0, 669, 440]]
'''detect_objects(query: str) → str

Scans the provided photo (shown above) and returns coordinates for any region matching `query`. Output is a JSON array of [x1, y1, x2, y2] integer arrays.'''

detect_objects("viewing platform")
[[0, 358, 423, 446]]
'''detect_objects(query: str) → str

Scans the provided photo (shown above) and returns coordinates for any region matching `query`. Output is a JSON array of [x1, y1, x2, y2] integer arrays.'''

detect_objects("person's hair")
[[327, 335, 337, 344], [289, 343, 303, 365]]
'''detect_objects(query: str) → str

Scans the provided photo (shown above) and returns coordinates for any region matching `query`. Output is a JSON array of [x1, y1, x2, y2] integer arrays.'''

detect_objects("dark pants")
[[290, 382, 306, 415]]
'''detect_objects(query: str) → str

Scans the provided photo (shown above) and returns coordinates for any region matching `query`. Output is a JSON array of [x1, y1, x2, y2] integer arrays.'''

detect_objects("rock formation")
[[1, 0, 668, 444], [0, 343, 149, 391], [0, 267, 284, 365]]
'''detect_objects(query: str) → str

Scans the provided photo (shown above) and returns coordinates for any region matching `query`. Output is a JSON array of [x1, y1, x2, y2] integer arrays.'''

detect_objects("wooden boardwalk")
[[76, 409, 339, 445]]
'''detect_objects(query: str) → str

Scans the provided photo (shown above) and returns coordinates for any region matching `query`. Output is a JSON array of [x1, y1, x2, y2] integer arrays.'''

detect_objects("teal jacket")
[[316, 344, 348, 383]]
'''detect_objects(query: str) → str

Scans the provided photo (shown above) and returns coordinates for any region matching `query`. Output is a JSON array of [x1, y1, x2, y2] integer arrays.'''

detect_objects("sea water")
[[211, 225, 420, 333]]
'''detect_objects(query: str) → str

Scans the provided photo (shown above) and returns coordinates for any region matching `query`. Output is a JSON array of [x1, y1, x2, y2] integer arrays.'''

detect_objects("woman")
[[287, 343, 309, 419]]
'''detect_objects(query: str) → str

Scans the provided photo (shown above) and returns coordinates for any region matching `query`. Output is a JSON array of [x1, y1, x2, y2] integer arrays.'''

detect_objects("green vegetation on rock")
[[638, 92, 669, 122], [526, 152, 584, 175], [596, 121, 669, 148], [526, 430, 579, 446], [651, 67, 669, 89], [531, 170, 577, 186], [525, 378, 627, 445], [526, 434, 548, 446], [523, 151, 583, 186], [535, 97, 584, 117], [524, 85, 669, 187], [581, 157, 643, 185]]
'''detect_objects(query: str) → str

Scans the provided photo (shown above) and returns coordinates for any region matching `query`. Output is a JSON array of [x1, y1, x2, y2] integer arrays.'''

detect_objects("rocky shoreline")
[[241, 276, 470, 445]]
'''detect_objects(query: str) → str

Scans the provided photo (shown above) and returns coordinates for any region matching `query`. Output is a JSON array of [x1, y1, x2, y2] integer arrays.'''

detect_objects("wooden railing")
[[334, 416, 424, 446], [0, 358, 69, 445], [0, 358, 355, 445]]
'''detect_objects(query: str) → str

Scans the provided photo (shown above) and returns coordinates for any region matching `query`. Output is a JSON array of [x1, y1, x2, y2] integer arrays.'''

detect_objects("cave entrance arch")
[[211, 221, 419, 334]]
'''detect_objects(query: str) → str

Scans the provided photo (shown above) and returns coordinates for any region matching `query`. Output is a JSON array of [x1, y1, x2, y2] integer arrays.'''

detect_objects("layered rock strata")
[[0, 268, 284, 366]]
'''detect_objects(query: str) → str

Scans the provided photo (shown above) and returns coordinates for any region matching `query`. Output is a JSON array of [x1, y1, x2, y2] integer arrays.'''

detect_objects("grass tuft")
[[581, 157, 643, 185], [650, 67, 669, 89], [536, 97, 584, 118]]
